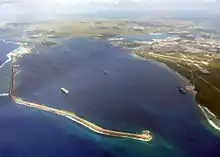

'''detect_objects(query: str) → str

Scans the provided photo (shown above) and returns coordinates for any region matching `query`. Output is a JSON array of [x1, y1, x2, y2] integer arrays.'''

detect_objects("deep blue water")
[[1, 37, 219, 157], [115, 34, 175, 42], [0, 97, 119, 157]]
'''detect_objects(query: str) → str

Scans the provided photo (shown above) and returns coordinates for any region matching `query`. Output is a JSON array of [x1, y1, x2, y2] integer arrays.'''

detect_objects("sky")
[[0, 0, 219, 22]]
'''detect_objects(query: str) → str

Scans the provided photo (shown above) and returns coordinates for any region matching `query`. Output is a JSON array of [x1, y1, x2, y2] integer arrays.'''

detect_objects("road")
[[147, 52, 220, 93], [148, 52, 209, 65]]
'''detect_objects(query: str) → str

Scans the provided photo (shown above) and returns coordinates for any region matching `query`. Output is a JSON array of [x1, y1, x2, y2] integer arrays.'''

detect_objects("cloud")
[[77, 0, 220, 10], [0, 0, 18, 4], [1, 0, 220, 8], [0, 0, 219, 22]]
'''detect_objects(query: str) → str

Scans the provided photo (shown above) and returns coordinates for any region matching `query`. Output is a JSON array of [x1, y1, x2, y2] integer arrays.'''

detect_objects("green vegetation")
[[41, 38, 58, 47], [23, 19, 220, 119], [135, 52, 220, 118], [28, 20, 156, 38]]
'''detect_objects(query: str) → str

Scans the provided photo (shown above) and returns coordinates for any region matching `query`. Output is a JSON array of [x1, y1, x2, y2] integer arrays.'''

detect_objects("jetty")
[[9, 61, 152, 142]]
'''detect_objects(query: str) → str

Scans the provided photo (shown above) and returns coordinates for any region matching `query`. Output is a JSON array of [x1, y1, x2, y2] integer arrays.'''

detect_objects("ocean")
[[0, 37, 220, 157]]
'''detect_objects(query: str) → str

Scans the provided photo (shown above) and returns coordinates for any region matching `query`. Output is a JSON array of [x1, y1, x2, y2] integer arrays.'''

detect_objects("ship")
[[103, 70, 109, 75], [178, 85, 187, 94], [61, 88, 69, 95]]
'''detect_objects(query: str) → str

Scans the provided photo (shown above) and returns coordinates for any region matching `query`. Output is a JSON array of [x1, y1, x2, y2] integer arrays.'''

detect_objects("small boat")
[[103, 70, 109, 75], [61, 88, 69, 95], [178, 85, 187, 94]]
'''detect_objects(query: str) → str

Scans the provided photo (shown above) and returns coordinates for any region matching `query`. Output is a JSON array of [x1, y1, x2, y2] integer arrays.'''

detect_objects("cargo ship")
[[178, 85, 187, 94]]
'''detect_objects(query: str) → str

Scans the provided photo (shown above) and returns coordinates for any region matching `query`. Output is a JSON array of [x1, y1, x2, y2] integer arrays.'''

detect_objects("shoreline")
[[0, 44, 21, 69], [0, 44, 21, 97], [0, 53, 12, 69], [131, 52, 191, 84], [132, 52, 220, 132], [198, 104, 220, 131]]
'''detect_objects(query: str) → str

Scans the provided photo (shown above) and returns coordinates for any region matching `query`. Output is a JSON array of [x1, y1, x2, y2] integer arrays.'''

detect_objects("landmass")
[[133, 51, 220, 131], [4, 18, 220, 131]]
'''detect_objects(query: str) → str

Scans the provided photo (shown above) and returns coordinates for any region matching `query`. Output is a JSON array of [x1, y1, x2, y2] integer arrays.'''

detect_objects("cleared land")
[[134, 51, 220, 118], [20, 19, 220, 120], [25, 20, 164, 39]]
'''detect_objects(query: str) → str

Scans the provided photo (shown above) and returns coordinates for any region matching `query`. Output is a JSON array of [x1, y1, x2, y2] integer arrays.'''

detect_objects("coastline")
[[157, 59, 220, 132], [198, 104, 220, 132], [131, 52, 191, 84], [0, 53, 12, 69], [0, 43, 21, 96], [0, 44, 22, 69], [131, 52, 220, 132]]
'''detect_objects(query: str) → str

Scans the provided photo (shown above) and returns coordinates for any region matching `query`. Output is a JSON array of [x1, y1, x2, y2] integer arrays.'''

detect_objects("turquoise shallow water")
[[0, 37, 220, 157], [0, 97, 187, 157]]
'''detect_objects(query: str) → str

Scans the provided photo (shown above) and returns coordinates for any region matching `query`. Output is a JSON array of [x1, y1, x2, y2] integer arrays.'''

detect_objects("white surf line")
[[0, 45, 21, 69], [0, 54, 11, 69], [0, 93, 9, 97], [0, 46, 21, 97], [198, 104, 220, 131]]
